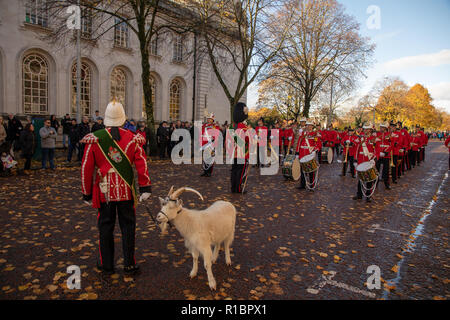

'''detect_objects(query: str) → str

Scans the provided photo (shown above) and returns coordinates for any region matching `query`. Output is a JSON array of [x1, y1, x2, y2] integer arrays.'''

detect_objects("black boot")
[[124, 264, 140, 275], [97, 262, 114, 275]]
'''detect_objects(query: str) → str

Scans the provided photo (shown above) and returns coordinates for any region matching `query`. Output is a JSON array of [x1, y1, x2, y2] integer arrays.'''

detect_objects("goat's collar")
[[159, 207, 183, 227]]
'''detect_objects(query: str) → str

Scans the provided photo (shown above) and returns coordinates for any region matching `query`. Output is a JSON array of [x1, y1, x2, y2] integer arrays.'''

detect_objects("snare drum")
[[282, 154, 301, 181], [300, 153, 319, 173], [320, 147, 333, 164], [356, 161, 378, 182]]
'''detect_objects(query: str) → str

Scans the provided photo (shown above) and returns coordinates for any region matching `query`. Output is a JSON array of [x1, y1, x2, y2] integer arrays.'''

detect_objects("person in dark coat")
[[50, 115, 60, 132], [67, 119, 80, 162], [61, 114, 72, 149], [77, 116, 91, 161], [157, 121, 170, 159], [6, 114, 23, 153], [91, 117, 105, 132], [19, 123, 36, 173]]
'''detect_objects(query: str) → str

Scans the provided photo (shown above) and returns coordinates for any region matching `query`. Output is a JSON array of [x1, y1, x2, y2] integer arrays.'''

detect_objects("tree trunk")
[[140, 43, 157, 155]]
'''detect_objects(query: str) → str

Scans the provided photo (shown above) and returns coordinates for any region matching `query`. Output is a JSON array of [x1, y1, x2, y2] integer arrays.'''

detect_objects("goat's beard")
[[159, 221, 168, 234]]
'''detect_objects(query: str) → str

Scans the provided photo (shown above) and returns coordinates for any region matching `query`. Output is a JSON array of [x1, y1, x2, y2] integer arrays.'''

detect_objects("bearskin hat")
[[233, 102, 248, 123]]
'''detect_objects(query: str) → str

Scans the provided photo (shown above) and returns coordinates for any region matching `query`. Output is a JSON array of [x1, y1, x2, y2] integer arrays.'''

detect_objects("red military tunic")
[[374, 132, 392, 159], [341, 133, 360, 158], [445, 136, 450, 150], [201, 123, 221, 148], [295, 131, 322, 159], [389, 130, 402, 156], [284, 128, 294, 146], [355, 135, 376, 164], [81, 128, 151, 209], [410, 133, 422, 151]]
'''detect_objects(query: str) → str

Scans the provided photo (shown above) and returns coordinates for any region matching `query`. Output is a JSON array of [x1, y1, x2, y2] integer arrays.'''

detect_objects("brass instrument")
[[344, 142, 349, 163], [390, 150, 395, 167]]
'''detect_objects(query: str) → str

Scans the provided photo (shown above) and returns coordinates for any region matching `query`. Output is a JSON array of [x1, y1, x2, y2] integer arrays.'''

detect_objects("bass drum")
[[356, 161, 378, 183], [320, 147, 333, 164], [282, 154, 301, 181], [300, 153, 319, 174]]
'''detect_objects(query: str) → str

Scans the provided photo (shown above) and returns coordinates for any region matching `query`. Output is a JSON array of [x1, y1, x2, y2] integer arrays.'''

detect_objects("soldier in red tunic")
[[255, 117, 268, 167], [229, 103, 250, 193], [374, 123, 392, 190], [200, 113, 221, 177], [295, 121, 322, 190], [445, 135, 450, 170], [81, 100, 151, 275], [340, 127, 358, 178], [410, 126, 422, 168], [353, 124, 377, 202], [389, 121, 401, 184]]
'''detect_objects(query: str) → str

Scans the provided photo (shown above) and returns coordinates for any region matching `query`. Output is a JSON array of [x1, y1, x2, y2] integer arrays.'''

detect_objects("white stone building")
[[0, 0, 245, 123]]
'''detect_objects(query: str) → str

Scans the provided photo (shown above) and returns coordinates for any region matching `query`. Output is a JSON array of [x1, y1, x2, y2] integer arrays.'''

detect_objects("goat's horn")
[[168, 186, 174, 197], [170, 187, 204, 201]]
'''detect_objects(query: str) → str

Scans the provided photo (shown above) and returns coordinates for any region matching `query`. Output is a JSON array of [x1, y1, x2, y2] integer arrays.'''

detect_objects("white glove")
[[270, 136, 274, 140], [346, 140, 350, 144], [399, 149, 404, 152], [354, 162, 358, 167], [254, 135, 258, 139], [380, 152, 385, 157], [288, 137, 292, 141], [139, 192, 151, 202], [84, 200, 92, 206]]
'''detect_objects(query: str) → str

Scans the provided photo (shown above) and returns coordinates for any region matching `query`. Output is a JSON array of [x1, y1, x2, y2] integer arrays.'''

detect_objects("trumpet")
[[344, 142, 349, 163], [390, 150, 395, 167]]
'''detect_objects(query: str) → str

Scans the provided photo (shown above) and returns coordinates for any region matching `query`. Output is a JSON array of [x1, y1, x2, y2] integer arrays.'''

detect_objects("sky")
[[247, 0, 450, 113]]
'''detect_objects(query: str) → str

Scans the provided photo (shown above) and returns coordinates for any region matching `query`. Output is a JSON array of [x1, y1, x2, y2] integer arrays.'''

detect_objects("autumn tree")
[[273, 0, 374, 118], [256, 75, 303, 121]]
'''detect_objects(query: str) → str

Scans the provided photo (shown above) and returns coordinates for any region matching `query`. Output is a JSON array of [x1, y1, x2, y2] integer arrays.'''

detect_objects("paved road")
[[0, 141, 448, 300]]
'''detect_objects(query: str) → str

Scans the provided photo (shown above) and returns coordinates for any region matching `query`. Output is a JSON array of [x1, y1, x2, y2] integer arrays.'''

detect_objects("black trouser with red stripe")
[[97, 200, 136, 270], [376, 158, 390, 187], [342, 156, 355, 177], [231, 158, 248, 193]]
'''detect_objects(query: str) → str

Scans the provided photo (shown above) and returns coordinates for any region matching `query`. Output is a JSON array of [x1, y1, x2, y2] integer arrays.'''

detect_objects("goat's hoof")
[[226, 260, 232, 266], [190, 271, 197, 278], [208, 280, 217, 290]]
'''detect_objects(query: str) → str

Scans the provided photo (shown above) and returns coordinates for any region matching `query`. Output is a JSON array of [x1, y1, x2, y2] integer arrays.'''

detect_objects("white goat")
[[156, 186, 236, 290]]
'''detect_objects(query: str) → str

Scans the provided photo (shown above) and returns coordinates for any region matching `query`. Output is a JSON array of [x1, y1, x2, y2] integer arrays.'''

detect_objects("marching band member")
[[284, 122, 294, 156], [389, 121, 401, 184], [402, 125, 412, 172], [201, 113, 221, 177], [415, 125, 425, 164], [272, 122, 284, 164], [340, 127, 358, 178], [81, 100, 151, 275], [353, 124, 377, 202], [230, 103, 250, 194], [445, 134, 450, 170], [410, 127, 422, 167], [255, 118, 268, 167], [374, 123, 392, 190], [419, 126, 428, 162], [295, 120, 322, 191]]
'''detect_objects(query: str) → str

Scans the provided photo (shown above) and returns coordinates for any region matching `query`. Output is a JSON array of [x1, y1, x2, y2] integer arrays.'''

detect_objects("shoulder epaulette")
[[81, 133, 98, 144], [134, 133, 146, 145]]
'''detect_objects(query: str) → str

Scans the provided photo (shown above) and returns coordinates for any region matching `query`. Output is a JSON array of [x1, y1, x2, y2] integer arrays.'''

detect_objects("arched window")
[[71, 62, 91, 116], [23, 53, 48, 115], [169, 79, 181, 120], [110, 67, 127, 110], [142, 76, 156, 119]]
